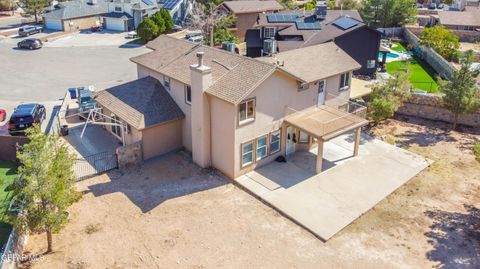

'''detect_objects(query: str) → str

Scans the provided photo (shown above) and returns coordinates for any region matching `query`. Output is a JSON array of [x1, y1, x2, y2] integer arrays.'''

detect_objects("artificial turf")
[[0, 161, 17, 248], [391, 42, 407, 53], [386, 56, 439, 93]]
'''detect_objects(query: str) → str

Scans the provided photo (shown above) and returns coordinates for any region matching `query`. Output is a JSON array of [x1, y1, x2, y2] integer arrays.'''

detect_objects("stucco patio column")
[[316, 138, 324, 174], [353, 127, 362, 157]]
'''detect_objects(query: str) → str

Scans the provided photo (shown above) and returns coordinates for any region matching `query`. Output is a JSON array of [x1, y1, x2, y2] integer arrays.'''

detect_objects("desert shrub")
[[473, 143, 480, 162]]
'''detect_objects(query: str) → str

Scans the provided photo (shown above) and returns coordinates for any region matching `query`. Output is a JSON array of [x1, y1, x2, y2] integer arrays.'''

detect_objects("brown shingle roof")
[[258, 42, 361, 83], [438, 9, 480, 27], [93, 76, 184, 130], [131, 35, 277, 104], [222, 0, 283, 14]]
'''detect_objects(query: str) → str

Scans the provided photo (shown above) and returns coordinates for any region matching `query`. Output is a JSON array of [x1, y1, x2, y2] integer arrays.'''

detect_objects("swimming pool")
[[378, 52, 400, 60]]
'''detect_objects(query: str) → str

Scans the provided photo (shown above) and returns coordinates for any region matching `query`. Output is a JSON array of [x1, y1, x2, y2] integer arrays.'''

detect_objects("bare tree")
[[183, 1, 227, 46]]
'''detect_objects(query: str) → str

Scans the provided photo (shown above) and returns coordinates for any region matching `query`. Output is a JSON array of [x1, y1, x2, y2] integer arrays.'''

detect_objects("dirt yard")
[[22, 116, 479, 269]]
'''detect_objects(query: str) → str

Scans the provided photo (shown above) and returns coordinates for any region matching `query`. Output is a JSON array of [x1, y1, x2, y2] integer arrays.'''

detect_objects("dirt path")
[[21, 117, 480, 269]]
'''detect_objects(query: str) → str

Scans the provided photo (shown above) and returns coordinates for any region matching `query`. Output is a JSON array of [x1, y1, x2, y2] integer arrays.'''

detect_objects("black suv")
[[8, 104, 46, 135], [17, 38, 43, 50]]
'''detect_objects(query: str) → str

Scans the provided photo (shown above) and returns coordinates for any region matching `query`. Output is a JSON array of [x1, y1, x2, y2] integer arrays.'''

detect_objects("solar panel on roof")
[[332, 17, 359, 30], [161, 0, 179, 9], [267, 14, 299, 23], [142, 0, 154, 5], [295, 21, 321, 30]]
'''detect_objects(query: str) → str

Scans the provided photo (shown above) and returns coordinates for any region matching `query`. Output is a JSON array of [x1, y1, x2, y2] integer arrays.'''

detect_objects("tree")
[[150, 12, 166, 34], [368, 71, 412, 123], [159, 8, 174, 33], [277, 0, 296, 9], [210, 15, 238, 45], [7, 126, 81, 253], [137, 18, 159, 41], [440, 51, 480, 129], [184, 1, 224, 46], [327, 0, 360, 10], [0, 0, 14, 11], [18, 0, 49, 23], [361, 0, 416, 28], [419, 26, 460, 61]]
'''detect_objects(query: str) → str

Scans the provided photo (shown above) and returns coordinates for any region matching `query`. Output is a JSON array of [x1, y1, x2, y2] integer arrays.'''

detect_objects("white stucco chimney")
[[190, 52, 212, 168]]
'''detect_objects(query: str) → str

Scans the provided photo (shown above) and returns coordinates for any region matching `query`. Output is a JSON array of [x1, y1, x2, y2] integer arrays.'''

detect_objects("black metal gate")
[[74, 151, 118, 180]]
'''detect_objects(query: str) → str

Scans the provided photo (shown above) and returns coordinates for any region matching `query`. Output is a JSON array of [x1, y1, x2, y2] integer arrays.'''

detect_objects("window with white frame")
[[185, 85, 191, 104], [256, 136, 268, 161], [264, 27, 276, 38], [163, 75, 170, 90], [367, 60, 376, 69], [269, 130, 281, 154], [339, 72, 351, 91], [241, 141, 254, 167], [238, 99, 255, 124], [299, 131, 309, 144]]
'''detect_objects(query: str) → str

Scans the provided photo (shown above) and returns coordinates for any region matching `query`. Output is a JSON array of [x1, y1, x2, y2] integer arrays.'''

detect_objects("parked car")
[[185, 31, 202, 39], [18, 25, 43, 37], [8, 104, 46, 136], [17, 38, 43, 50], [127, 31, 137, 39], [90, 25, 103, 32], [0, 109, 6, 122], [76, 86, 96, 120], [187, 35, 203, 44], [428, 3, 437, 9]]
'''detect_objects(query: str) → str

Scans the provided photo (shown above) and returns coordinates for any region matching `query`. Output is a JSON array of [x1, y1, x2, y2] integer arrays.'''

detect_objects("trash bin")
[[68, 88, 77, 99], [60, 125, 69, 136]]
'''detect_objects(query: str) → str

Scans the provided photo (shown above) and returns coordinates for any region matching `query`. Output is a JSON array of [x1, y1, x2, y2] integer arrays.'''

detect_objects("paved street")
[[0, 32, 149, 134]]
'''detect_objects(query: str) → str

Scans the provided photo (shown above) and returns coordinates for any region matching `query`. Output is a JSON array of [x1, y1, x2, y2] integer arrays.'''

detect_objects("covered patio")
[[284, 105, 369, 174], [235, 133, 431, 241]]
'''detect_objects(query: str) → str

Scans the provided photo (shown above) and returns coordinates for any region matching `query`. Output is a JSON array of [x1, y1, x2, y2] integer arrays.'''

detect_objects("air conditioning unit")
[[221, 41, 235, 53], [263, 38, 277, 56]]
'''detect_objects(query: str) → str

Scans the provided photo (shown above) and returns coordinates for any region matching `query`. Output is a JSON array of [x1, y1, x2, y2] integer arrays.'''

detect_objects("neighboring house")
[[105, 0, 159, 31], [435, 6, 480, 31], [217, 0, 284, 41], [245, 3, 381, 76], [91, 35, 368, 179], [43, 0, 170, 32], [158, 0, 193, 24], [43, 0, 107, 31]]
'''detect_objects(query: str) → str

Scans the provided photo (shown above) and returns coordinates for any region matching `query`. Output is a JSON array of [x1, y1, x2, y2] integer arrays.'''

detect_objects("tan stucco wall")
[[209, 96, 236, 178], [63, 16, 101, 31], [232, 71, 352, 178], [142, 120, 183, 160], [137, 65, 193, 151], [100, 106, 142, 145]]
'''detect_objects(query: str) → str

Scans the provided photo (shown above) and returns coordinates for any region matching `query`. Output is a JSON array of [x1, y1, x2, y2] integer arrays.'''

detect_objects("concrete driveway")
[[235, 132, 432, 241], [45, 30, 134, 47]]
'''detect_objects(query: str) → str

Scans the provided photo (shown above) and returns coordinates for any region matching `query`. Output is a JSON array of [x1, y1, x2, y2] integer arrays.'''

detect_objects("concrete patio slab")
[[235, 132, 432, 241]]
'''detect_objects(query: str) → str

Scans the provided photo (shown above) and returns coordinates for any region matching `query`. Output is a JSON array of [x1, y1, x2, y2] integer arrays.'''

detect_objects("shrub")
[[368, 97, 396, 123], [473, 143, 480, 162], [137, 18, 159, 41], [150, 12, 166, 34], [159, 8, 174, 33]]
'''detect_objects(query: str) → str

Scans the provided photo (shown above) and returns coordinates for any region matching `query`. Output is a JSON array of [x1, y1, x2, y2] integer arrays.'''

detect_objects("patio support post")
[[316, 138, 324, 174], [353, 127, 361, 157]]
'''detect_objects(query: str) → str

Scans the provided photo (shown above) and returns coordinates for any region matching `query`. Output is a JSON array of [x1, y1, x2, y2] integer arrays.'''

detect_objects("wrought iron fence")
[[74, 151, 118, 181]]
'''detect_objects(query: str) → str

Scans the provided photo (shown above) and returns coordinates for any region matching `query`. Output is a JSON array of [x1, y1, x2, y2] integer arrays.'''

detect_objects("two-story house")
[[245, 2, 382, 76], [93, 35, 368, 179], [217, 0, 284, 41]]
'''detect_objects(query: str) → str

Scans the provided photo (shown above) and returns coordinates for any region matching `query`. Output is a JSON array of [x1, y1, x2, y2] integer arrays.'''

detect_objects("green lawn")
[[391, 42, 407, 53], [0, 161, 17, 247], [386, 56, 439, 93]]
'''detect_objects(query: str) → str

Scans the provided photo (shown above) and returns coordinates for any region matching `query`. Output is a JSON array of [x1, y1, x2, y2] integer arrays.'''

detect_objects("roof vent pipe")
[[196, 52, 204, 67]]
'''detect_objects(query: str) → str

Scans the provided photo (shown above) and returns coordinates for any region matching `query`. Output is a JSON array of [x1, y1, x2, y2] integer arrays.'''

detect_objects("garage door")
[[105, 18, 126, 32], [45, 18, 63, 31]]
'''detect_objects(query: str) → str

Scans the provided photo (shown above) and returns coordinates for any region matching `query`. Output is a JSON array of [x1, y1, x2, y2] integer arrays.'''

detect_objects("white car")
[[187, 35, 203, 44], [127, 31, 137, 39]]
